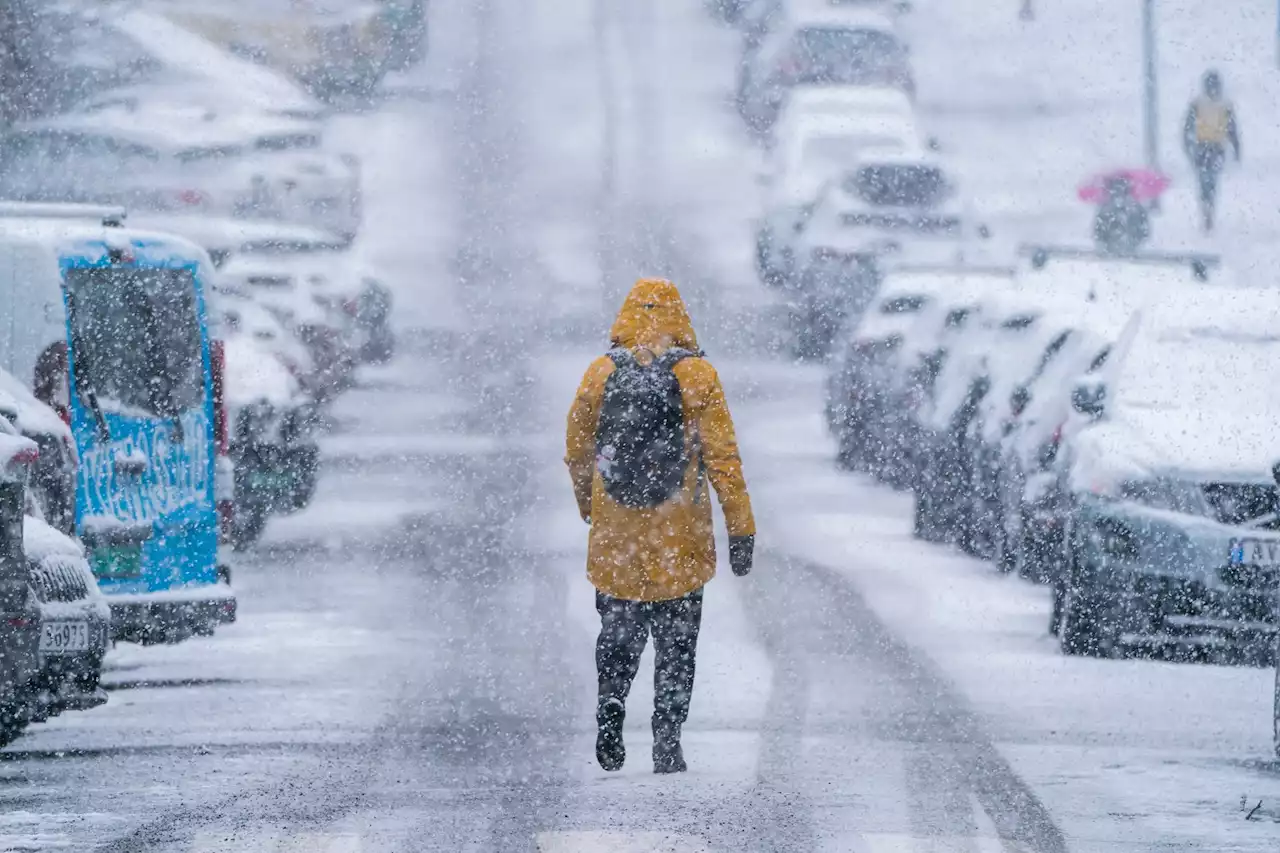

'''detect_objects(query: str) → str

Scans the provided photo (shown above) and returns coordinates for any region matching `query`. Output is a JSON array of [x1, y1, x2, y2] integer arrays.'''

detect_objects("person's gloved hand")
[[729, 535, 755, 577]]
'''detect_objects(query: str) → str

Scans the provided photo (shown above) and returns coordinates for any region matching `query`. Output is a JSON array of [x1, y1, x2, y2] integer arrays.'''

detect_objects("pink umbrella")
[[1077, 167, 1170, 204]]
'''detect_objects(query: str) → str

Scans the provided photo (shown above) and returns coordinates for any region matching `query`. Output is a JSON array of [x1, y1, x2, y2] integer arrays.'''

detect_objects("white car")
[[218, 254, 360, 399], [0, 105, 362, 242], [756, 111, 925, 285], [111, 10, 326, 120], [738, 1, 913, 131], [772, 85, 920, 149], [128, 213, 349, 268]]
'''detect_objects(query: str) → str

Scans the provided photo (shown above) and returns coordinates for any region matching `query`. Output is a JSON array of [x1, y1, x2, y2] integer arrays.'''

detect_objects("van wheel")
[[232, 502, 269, 552]]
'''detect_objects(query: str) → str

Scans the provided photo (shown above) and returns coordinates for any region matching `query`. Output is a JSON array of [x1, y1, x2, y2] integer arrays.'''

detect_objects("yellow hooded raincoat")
[[565, 279, 755, 602]]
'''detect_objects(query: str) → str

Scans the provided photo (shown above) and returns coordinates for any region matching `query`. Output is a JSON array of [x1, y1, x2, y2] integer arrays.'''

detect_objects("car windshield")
[[849, 164, 947, 207], [790, 27, 904, 84], [63, 266, 204, 417]]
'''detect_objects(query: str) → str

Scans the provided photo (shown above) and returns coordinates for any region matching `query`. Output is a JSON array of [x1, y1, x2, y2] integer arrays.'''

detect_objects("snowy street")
[[5, 1, 1280, 850]]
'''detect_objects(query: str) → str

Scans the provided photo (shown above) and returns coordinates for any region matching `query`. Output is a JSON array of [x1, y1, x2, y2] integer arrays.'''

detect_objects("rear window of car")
[[789, 27, 905, 84], [879, 295, 927, 314], [256, 133, 321, 151], [177, 145, 245, 163], [848, 164, 947, 207], [944, 308, 971, 328], [841, 211, 961, 233]]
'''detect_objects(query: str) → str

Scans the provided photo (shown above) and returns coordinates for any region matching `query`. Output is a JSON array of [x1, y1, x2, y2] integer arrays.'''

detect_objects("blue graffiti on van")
[[76, 406, 211, 526]]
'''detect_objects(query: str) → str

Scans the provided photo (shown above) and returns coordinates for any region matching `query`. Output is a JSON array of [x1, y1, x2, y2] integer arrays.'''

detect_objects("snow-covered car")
[[1048, 287, 1280, 659], [0, 367, 77, 536], [858, 266, 1015, 486], [0, 104, 362, 242], [785, 170, 992, 359], [129, 212, 349, 268], [755, 107, 923, 286], [806, 151, 996, 269], [223, 335, 320, 550], [912, 288, 1087, 545], [156, 1, 392, 98], [771, 84, 919, 149], [738, 2, 913, 132], [986, 253, 1213, 580], [217, 254, 359, 399], [825, 269, 945, 467], [0, 430, 42, 746], [23, 513, 111, 727], [110, 10, 327, 120]]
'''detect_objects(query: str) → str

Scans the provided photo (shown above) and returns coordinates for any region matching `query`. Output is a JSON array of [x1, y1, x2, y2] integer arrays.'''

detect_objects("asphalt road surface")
[[4, 1, 1280, 851]]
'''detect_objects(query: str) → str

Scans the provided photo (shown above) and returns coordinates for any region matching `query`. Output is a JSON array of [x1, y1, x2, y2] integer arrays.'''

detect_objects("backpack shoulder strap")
[[657, 347, 703, 370]]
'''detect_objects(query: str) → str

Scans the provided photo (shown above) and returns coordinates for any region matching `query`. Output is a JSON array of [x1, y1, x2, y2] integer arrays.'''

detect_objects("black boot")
[[596, 697, 626, 771], [652, 719, 686, 774]]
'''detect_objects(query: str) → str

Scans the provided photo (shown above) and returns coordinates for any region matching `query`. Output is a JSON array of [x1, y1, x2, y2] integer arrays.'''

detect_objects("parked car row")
[[717, 0, 995, 360], [823, 247, 1280, 664], [0, 8, 410, 748]]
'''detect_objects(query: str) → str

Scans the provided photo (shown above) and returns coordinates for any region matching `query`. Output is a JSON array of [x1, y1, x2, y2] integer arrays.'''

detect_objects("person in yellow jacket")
[[1182, 69, 1241, 233], [565, 278, 755, 774]]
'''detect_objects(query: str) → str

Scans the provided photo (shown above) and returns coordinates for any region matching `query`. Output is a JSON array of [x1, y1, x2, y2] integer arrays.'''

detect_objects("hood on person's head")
[[1203, 69, 1222, 98], [610, 278, 699, 353]]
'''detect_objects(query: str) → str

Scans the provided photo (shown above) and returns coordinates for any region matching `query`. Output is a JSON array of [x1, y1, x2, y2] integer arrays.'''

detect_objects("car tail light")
[[1036, 422, 1065, 470], [217, 499, 235, 542], [210, 339, 228, 455], [177, 189, 207, 206]]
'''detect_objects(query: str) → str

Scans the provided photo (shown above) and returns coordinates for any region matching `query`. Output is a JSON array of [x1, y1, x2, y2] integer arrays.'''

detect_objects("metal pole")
[[1142, 0, 1160, 169]]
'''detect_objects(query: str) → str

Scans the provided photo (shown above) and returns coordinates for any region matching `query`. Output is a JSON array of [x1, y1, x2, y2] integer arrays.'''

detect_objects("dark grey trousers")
[[595, 587, 704, 726]]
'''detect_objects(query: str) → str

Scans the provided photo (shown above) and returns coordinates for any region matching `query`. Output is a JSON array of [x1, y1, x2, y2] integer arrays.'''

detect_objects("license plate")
[[40, 620, 90, 654], [1230, 538, 1280, 567], [92, 546, 142, 579]]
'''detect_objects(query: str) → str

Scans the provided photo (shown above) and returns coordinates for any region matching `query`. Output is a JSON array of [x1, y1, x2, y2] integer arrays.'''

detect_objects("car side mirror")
[[894, 0, 913, 12], [1071, 380, 1106, 418], [926, 135, 941, 152], [977, 223, 992, 240]]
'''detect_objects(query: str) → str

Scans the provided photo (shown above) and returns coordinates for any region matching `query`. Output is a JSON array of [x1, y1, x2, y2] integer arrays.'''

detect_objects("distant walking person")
[[565, 278, 755, 775], [1182, 69, 1241, 233]]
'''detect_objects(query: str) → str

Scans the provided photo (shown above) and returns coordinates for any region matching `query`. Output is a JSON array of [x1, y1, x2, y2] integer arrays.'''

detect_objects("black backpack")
[[595, 347, 696, 508]]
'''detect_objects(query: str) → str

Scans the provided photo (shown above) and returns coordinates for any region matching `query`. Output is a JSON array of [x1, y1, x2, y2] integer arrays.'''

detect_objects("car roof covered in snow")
[[785, 110, 920, 149], [0, 216, 211, 269], [128, 214, 347, 256], [787, 0, 898, 30], [111, 10, 322, 118], [0, 366, 72, 443], [1075, 287, 1280, 483], [780, 85, 915, 121]]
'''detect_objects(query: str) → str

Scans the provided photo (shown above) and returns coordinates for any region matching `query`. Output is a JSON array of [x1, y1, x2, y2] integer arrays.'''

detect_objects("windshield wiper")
[[63, 289, 110, 442]]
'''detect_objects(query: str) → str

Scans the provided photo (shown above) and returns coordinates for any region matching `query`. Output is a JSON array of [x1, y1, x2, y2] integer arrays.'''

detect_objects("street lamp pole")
[[1142, 0, 1160, 169]]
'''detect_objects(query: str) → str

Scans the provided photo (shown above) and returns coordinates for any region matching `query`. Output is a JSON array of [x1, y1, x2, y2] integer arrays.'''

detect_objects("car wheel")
[[1058, 545, 1116, 657]]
